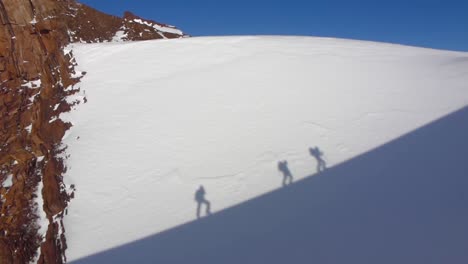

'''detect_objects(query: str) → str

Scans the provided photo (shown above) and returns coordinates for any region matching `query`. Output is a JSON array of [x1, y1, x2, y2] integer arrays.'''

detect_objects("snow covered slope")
[[62, 36, 468, 261]]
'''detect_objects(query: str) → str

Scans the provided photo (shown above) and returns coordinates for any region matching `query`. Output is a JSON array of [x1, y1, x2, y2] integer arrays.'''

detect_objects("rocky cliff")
[[0, 1, 185, 263]]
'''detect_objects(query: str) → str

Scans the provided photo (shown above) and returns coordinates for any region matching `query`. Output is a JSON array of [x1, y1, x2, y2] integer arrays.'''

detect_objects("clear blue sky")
[[79, 0, 468, 51]]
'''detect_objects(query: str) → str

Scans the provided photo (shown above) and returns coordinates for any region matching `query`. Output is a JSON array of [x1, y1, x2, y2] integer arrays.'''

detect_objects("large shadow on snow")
[[73, 107, 468, 264]]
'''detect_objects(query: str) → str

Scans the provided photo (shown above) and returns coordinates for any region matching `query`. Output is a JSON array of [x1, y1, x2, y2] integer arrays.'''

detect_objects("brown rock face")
[[66, 3, 121, 43], [1, 0, 80, 263], [0, 1, 186, 263]]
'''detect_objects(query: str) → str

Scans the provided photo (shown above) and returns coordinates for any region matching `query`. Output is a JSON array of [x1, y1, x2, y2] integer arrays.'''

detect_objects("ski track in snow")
[[62, 36, 468, 261]]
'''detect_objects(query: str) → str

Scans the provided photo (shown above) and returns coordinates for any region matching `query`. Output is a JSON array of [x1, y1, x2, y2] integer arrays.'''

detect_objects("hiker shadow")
[[195, 185, 211, 219], [309, 146, 326, 173], [278, 160, 293, 187]]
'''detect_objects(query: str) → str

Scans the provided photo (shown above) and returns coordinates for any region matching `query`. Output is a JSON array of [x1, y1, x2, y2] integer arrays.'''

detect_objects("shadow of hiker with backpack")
[[278, 160, 293, 187], [309, 146, 327, 173], [195, 185, 211, 219]]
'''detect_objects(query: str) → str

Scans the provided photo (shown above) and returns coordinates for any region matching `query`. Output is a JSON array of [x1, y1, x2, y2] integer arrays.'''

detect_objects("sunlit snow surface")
[[62, 36, 468, 261]]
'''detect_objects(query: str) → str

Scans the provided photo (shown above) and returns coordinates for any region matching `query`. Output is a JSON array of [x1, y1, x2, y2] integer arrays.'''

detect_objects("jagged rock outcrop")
[[120, 11, 186, 41], [67, 4, 186, 43], [0, 0, 186, 263]]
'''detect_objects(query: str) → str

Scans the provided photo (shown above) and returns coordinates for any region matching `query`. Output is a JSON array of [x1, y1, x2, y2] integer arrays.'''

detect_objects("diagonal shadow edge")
[[72, 106, 468, 264]]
